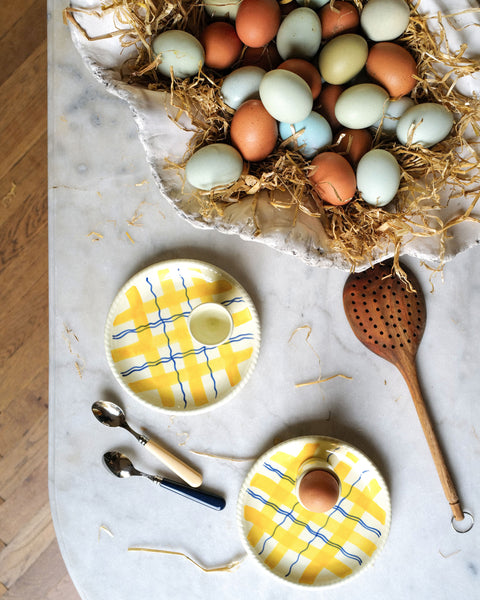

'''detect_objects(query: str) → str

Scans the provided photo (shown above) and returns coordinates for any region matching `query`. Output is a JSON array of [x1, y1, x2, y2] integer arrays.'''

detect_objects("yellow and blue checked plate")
[[237, 436, 391, 587], [105, 260, 260, 413]]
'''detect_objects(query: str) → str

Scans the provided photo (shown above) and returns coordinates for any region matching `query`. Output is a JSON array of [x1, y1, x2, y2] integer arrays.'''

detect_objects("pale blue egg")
[[279, 112, 332, 158]]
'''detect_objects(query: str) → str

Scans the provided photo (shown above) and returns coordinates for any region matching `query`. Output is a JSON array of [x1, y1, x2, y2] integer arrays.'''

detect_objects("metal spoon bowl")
[[92, 400, 203, 487], [103, 451, 225, 511]]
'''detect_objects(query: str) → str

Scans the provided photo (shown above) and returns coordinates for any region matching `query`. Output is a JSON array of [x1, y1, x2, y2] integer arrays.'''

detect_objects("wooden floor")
[[0, 2, 80, 598]]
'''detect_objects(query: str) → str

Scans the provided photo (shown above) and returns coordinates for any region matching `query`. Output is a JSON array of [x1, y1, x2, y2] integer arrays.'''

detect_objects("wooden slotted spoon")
[[343, 259, 464, 522]]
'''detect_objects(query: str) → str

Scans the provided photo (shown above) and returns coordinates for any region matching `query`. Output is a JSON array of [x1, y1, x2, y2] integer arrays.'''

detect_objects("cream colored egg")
[[152, 30, 205, 79], [276, 7, 322, 60], [360, 0, 410, 41], [259, 69, 313, 123], [335, 83, 389, 128], [318, 34, 368, 85]]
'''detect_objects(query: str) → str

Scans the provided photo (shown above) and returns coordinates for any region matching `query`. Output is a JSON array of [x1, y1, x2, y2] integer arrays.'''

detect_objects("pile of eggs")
[[151, 0, 454, 208]]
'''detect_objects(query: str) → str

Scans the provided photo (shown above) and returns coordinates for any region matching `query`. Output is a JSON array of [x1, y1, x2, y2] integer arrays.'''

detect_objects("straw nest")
[[65, 0, 480, 273]]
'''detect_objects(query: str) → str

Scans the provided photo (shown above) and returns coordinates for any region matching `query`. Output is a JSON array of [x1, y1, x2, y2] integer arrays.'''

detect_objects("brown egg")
[[236, 0, 281, 48], [317, 84, 344, 130], [309, 152, 356, 206], [278, 58, 322, 99], [366, 42, 418, 98], [241, 42, 282, 70], [334, 128, 372, 165], [319, 1, 360, 40], [201, 22, 243, 70], [230, 99, 278, 162], [298, 469, 340, 512]]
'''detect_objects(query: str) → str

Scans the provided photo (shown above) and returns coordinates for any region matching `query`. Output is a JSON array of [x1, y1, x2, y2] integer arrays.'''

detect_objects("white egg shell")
[[276, 7, 322, 60], [204, 0, 241, 19], [373, 97, 414, 134], [335, 83, 389, 129], [185, 144, 244, 190], [259, 69, 313, 123], [357, 149, 401, 207], [279, 112, 332, 158], [396, 103, 454, 147], [360, 0, 410, 41], [221, 66, 266, 110], [297, 0, 330, 8], [152, 30, 205, 79]]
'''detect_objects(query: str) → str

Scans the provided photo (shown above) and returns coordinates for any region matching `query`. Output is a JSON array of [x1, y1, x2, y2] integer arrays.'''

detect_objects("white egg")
[[152, 30, 205, 79], [276, 7, 322, 60], [335, 84, 389, 129], [297, 0, 330, 8], [373, 97, 414, 134], [185, 144, 244, 190], [204, 0, 241, 19], [279, 112, 332, 158], [259, 69, 313, 123], [357, 149, 401, 207], [221, 66, 266, 110], [396, 103, 454, 147], [360, 0, 410, 41]]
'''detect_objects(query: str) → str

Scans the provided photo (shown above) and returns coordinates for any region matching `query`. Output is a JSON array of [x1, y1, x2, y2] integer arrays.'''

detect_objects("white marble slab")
[[49, 1, 480, 598]]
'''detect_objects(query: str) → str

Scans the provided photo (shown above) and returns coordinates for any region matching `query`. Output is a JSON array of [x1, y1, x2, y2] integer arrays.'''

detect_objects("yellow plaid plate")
[[237, 436, 391, 587], [105, 260, 260, 413]]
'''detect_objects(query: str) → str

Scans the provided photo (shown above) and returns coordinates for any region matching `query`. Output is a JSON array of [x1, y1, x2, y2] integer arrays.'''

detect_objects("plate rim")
[[236, 435, 392, 588], [104, 258, 261, 415]]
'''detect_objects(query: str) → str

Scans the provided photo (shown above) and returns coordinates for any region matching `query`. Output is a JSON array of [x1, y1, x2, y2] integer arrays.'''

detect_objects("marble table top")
[[49, 1, 480, 598]]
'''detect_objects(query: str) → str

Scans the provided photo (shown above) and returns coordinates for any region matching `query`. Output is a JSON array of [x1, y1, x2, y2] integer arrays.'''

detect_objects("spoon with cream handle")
[[103, 451, 225, 511], [92, 400, 202, 488]]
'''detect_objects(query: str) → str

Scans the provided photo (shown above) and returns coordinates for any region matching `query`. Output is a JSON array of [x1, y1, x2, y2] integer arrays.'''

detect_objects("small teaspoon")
[[92, 400, 202, 487], [103, 451, 225, 511]]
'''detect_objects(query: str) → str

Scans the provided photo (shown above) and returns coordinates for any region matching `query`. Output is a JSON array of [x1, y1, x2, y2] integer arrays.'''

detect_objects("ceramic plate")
[[105, 260, 260, 413], [237, 436, 391, 587]]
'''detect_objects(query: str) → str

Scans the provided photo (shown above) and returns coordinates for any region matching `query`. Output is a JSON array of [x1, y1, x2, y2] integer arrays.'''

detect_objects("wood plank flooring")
[[0, 1, 81, 597]]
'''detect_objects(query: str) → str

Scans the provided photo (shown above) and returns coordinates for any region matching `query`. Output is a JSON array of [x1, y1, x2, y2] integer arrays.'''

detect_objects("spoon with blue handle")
[[103, 451, 225, 511]]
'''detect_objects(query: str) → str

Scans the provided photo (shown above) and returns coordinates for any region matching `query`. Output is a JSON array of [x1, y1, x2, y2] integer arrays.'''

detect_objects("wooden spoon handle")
[[398, 359, 464, 521], [144, 440, 203, 488]]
